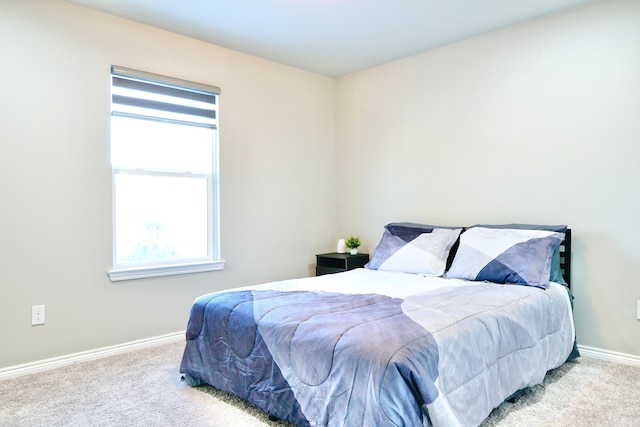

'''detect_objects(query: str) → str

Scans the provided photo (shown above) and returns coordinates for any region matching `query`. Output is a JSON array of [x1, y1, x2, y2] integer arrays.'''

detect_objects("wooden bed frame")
[[560, 228, 572, 288]]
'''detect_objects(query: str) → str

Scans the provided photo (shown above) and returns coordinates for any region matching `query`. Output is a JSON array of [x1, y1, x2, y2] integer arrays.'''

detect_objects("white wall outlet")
[[32, 305, 45, 325]]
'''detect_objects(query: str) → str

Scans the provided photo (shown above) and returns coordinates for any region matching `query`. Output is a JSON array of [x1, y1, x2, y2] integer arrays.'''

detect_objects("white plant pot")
[[349, 248, 358, 255]]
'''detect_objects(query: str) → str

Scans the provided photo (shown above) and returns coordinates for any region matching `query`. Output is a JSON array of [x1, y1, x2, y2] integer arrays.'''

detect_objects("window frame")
[[107, 65, 224, 282]]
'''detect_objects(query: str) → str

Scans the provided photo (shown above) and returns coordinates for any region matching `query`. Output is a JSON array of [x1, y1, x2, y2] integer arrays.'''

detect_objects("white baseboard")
[[578, 344, 640, 367], [0, 331, 185, 381]]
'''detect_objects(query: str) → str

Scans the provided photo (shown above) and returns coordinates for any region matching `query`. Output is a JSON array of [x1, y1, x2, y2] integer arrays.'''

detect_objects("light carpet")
[[1, 341, 639, 426]]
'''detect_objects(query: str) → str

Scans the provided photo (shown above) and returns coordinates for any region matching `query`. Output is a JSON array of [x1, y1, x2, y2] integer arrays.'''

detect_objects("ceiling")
[[67, 0, 592, 78]]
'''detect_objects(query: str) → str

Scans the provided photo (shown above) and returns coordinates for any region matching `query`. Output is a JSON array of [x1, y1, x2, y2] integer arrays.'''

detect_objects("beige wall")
[[336, 0, 640, 357], [0, 0, 336, 368]]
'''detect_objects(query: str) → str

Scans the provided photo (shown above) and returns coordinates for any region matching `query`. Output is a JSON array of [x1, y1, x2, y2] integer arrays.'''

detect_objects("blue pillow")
[[446, 227, 565, 289], [385, 222, 462, 231], [366, 226, 462, 276], [470, 224, 568, 285]]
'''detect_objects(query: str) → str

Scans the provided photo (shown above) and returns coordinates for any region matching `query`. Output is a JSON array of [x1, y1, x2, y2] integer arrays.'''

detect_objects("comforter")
[[180, 269, 575, 427]]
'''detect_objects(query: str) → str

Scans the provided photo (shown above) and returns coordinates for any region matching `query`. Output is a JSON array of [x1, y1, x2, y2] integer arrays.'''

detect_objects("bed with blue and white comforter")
[[180, 268, 575, 427]]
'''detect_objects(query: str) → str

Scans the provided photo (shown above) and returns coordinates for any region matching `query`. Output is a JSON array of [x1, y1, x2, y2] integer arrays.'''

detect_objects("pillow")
[[446, 227, 565, 289], [385, 222, 465, 270], [470, 223, 568, 285], [385, 222, 462, 231], [365, 226, 462, 276]]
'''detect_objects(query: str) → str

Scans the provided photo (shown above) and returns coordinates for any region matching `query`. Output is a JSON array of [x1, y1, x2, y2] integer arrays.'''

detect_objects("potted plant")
[[345, 236, 361, 255]]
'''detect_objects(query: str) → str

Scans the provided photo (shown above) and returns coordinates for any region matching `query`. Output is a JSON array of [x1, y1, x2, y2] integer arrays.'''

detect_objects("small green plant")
[[345, 236, 361, 249]]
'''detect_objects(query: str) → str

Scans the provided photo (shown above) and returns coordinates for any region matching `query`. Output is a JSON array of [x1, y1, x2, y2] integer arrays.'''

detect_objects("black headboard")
[[560, 229, 572, 288]]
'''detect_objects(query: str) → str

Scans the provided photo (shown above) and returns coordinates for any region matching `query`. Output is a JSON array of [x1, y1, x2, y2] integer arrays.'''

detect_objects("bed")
[[180, 223, 578, 427]]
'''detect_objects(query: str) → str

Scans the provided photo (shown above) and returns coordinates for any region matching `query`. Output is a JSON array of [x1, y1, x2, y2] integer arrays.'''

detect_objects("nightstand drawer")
[[316, 266, 345, 276], [315, 252, 369, 276]]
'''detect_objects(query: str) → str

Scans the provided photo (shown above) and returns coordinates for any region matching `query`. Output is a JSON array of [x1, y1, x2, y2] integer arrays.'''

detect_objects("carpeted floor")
[[1, 341, 639, 426]]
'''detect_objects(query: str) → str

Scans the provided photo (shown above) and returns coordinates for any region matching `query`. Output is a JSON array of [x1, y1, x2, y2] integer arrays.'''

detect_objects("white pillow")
[[366, 227, 462, 276], [446, 227, 564, 288]]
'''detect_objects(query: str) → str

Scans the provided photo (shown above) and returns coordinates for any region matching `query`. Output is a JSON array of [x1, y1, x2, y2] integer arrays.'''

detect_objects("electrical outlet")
[[32, 305, 45, 325]]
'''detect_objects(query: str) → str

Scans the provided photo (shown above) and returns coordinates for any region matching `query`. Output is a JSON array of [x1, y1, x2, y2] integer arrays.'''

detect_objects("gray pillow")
[[366, 225, 462, 276], [469, 224, 568, 285], [447, 227, 565, 289]]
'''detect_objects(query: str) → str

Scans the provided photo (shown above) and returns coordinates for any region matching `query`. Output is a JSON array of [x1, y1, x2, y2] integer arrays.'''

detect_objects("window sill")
[[108, 260, 225, 282]]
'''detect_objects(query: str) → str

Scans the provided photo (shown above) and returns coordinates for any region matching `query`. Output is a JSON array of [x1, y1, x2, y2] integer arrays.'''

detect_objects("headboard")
[[560, 228, 572, 288]]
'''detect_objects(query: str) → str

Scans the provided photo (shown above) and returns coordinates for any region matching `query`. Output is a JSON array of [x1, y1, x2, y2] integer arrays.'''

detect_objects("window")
[[108, 66, 223, 281]]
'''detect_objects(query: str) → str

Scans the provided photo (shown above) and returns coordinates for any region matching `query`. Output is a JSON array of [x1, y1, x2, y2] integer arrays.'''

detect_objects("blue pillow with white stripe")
[[446, 227, 565, 289], [366, 225, 462, 276]]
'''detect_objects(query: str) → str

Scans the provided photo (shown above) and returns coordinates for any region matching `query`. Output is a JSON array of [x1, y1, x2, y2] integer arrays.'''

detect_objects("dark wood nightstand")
[[316, 252, 369, 276]]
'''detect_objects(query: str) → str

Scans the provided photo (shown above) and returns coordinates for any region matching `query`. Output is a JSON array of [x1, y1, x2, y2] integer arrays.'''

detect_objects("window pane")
[[114, 174, 209, 265], [111, 116, 213, 173]]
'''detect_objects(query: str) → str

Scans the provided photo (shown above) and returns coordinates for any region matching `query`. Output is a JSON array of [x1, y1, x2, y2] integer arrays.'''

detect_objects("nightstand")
[[316, 252, 369, 276]]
